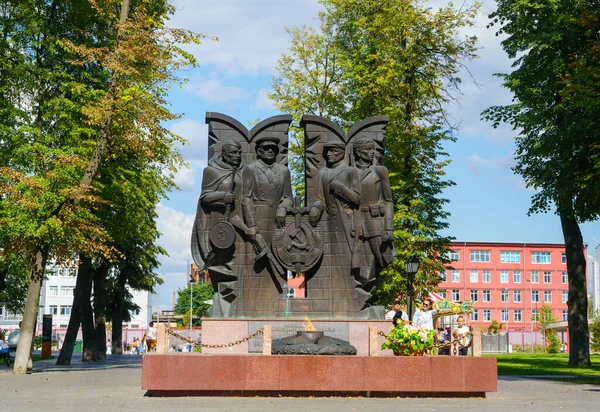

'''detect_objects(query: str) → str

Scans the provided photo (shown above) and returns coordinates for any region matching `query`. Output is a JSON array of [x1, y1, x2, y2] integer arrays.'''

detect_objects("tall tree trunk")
[[93, 261, 109, 360], [561, 214, 591, 366], [56, 257, 92, 365], [81, 262, 97, 361], [111, 276, 127, 355], [13, 248, 48, 374]]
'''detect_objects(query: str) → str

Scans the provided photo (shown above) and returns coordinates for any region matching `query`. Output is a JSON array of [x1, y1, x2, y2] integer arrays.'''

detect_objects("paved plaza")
[[1, 353, 599, 411]]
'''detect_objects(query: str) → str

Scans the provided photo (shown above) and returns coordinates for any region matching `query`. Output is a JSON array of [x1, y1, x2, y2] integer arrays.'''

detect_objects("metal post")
[[408, 272, 414, 322], [189, 283, 193, 336]]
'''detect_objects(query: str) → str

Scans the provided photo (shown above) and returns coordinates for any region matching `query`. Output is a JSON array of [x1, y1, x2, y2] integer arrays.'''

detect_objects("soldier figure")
[[353, 137, 395, 306], [191, 138, 244, 317], [237, 135, 293, 317], [309, 138, 361, 265]]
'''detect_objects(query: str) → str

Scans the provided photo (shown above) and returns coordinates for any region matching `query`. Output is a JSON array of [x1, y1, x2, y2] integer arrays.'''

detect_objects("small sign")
[[42, 314, 53, 342], [248, 321, 349, 353]]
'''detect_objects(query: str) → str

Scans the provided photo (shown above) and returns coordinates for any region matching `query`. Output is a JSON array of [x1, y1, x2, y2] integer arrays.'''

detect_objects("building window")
[[470, 250, 491, 262], [60, 286, 74, 297], [452, 290, 460, 302], [438, 291, 446, 299], [514, 310, 522, 322], [544, 271, 552, 284], [544, 290, 552, 303], [68, 268, 77, 277], [482, 270, 491, 283], [562, 291, 568, 303], [532, 290, 539, 303], [470, 290, 479, 302], [48, 268, 59, 277], [470, 310, 479, 322], [49, 286, 58, 297], [513, 290, 521, 303], [470, 270, 478, 283], [544, 310, 554, 322], [483, 290, 491, 302], [501, 289, 509, 302], [531, 271, 539, 283], [447, 250, 459, 261], [501, 309, 508, 322], [60, 306, 72, 316], [562, 272, 568, 284], [513, 271, 521, 283], [561, 252, 566, 264], [49, 305, 58, 315], [439, 272, 446, 281], [451, 270, 460, 283], [532, 310, 539, 322], [500, 271, 508, 283], [531, 251, 551, 264], [483, 309, 491, 322], [562, 310, 568, 321], [500, 251, 521, 263]]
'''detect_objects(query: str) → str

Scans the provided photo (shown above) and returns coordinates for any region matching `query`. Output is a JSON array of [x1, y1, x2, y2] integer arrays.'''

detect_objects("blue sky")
[[151, 0, 600, 309]]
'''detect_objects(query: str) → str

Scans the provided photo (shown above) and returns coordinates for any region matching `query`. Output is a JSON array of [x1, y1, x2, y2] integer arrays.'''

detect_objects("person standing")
[[413, 297, 438, 331], [144, 322, 157, 353], [106, 340, 112, 355], [454, 315, 471, 356]]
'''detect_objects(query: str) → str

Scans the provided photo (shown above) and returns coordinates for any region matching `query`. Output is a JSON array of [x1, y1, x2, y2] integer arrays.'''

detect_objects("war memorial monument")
[[141, 113, 497, 396]]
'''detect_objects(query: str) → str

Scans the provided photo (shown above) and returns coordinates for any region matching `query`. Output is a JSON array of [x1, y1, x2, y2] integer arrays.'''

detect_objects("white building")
[[39, 262, 152, 329]]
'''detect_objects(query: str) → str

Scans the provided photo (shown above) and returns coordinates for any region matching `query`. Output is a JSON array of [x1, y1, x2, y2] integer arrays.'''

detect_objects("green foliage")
[[174, 282, 214, 324], [488, 320, 503, 335], [381, 323, 437, 355], [590, 318, 600, 353], [491, 353, 600, 377], [270, 0, 481, 304], [547, 329, 561, 354], [33, 335, 43, 350]]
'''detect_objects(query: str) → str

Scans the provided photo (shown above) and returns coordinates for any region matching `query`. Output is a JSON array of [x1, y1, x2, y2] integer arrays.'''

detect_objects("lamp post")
[[405, 256, 421, 321], [187, 259, 193, 336]]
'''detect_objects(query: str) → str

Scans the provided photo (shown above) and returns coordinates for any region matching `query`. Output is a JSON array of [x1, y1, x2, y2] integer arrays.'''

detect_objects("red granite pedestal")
[[142, 354, 497, 397]]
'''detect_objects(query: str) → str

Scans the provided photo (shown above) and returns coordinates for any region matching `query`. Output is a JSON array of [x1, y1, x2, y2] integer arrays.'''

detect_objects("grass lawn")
[[487, 353, 600, 378]]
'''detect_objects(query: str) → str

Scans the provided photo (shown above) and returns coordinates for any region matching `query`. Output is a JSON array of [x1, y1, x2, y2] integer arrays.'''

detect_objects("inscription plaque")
[[248, 321, 349, 353]]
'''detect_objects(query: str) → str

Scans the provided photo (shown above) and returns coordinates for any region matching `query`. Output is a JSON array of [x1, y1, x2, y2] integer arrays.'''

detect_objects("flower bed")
[[381, 323, 437, 356]]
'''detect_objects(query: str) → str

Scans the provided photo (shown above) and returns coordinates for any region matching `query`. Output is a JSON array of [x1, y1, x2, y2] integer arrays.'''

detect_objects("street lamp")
[[187, 260, 194, 336], [405, 256, 421, 321]]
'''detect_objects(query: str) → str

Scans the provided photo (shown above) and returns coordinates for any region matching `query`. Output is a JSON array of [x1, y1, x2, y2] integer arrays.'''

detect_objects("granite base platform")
[[142, 354, 497, 397]]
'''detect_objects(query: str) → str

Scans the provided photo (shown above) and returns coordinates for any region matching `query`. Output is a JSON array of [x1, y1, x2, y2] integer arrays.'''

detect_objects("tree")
[[174, 282, 214, 326], [0, 0, 203, 373], [483, 0, 600, 366], [591, 317, 600, 353], [487, 320, 503, 335], [270, 0, 480, 303], [540, 304, 560, 354]]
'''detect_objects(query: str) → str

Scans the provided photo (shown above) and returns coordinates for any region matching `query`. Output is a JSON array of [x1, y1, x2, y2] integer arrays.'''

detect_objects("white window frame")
[[451, 270, 460, 283], [501, 289, 509, 302], [470, 290, 479, 302], [482, 270, 491, 283], [447, 250, 459, 261], [483, 309, 491, 322], [470, 310, 479, 322], [562, 291, 568, 303], [513, 271, 521, 283], [500, 271, 509, 283], [532, 290, 539, 303], [514, 310, 522, 322], [470, 270, 478, 283], [531, 271, 539, 283], [544, 271, 552, 284], [483, 290, 491, 302], [501, 309, 508, 322], [49, 305, 58, 315], [561, 252, 566, 264], [452, 290, 460, 302], [562, 272, 568, 284], [544, 290, 552, 303], [500, 251, 521, 263], [531, 251, 551, 264], [513, 290, 521, 303], [470, 250, 491, 262], [562, 310, 568, 321]]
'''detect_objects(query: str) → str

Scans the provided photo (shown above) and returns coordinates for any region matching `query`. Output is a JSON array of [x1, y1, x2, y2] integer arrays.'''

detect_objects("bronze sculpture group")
[[191, 113, 395, 319]]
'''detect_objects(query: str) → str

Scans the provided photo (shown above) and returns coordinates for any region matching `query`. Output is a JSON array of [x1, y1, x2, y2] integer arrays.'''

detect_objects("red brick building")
[[438, 241, 585, 345]]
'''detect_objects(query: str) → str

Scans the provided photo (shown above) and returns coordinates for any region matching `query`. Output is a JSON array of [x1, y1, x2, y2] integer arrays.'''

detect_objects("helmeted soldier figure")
[[237, 135, 293, 317], [353, 137, 395, 305]]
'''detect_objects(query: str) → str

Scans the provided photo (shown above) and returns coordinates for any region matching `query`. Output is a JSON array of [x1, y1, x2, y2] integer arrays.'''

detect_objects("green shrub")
[[546, 329, 560, 353], [591, 317, 600, 352]]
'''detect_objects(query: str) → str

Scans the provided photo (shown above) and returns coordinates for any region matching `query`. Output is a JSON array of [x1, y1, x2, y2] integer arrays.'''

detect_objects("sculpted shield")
[[273, 195, 323, 274]]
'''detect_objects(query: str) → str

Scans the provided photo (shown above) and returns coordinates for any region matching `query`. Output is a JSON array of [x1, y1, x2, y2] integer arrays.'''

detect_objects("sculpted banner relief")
[[191, 113, 395, 319]]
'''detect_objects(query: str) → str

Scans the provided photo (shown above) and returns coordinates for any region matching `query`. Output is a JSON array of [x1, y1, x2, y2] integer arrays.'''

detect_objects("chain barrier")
[[167, 328, 264, 349]]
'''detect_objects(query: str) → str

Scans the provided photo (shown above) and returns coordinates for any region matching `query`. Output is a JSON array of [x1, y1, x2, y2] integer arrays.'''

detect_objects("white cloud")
[[169, 119, 208, 162], [169, 0, 322, 76], [183, 77, 251, 103], [172, 165, 196, 191], [254, 88, 274, 110], [467, 152, 515, 171], [156, 203, 194, 272]]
